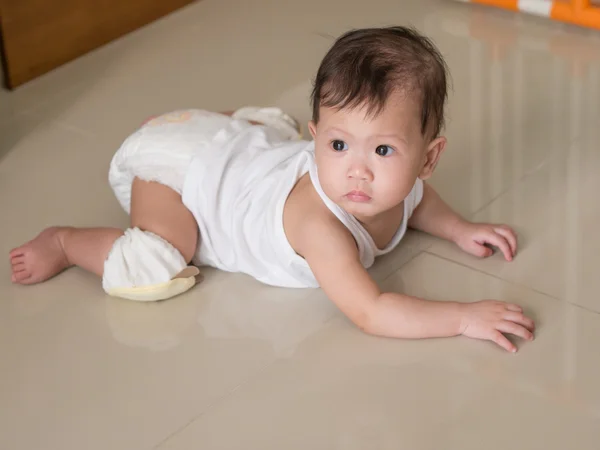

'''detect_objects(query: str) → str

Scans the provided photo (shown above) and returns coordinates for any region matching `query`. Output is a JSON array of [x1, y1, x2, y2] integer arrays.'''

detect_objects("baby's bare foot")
[[9, 227, 73, 285]]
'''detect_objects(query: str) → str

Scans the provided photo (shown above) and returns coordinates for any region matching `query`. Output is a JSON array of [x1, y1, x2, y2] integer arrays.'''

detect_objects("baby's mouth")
[[345, 190, 372, 202]]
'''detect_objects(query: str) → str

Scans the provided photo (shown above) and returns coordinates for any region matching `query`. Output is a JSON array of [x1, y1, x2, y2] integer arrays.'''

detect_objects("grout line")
[[377, 246, 433, 285], [152, 293, 342, 448], [154, 244, 600, 449], [422, 249, 563, 300], [567, 302, 600, 317], [422, 250, 600, 315], [467, 138, 580, 218], [152, 249, 437, 448], [53, 120, 99, 138], [153, 359, 279, 449], [19, 107, 102, 140]]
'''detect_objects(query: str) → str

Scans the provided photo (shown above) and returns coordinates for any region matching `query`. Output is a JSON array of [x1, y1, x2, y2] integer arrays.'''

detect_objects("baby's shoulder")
[[283, 173, 354, 258]]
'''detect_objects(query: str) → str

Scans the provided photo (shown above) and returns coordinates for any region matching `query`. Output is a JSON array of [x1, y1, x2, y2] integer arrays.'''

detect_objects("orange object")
[[473, 0, 518, 11], [453, 0, 600, 30]]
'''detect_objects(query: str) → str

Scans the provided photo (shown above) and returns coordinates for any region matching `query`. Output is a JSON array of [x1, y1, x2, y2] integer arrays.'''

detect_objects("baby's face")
[[310, 92, 440, 222]]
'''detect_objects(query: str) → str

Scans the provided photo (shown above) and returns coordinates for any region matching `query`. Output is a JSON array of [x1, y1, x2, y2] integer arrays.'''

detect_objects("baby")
[[9, 26, 534, 353]]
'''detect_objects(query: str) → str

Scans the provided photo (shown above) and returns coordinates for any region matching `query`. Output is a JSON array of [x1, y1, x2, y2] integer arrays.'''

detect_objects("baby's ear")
[[308, 120, 317, 140], [419, 136, 446, 180]]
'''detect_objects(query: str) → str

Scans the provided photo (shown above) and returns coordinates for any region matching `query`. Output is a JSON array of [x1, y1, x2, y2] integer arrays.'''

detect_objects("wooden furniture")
[[0, 0, 195, 89]]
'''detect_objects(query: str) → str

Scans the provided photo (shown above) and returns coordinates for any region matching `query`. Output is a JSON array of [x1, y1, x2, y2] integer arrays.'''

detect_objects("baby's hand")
[[459, 301, 535, 353], [452, 222, 517, 261]]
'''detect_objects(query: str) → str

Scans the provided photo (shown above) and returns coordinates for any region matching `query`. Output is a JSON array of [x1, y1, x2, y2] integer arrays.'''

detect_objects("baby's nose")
[[348, 163, 374, 182]]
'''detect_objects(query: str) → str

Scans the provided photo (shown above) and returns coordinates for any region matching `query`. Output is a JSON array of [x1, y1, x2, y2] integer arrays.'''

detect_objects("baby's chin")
[[339, 195, 409, 222], [337, 197, 387, 220]]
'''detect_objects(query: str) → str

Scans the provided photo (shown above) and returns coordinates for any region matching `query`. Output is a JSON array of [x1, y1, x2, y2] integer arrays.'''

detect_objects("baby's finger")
[[496, 321, 534, 342], [504, 303, 523, 313], [494, 226, 518, 256], [490, 330, 517, 353], [503, 311, 535, 331], [481, 232, 513, 261]]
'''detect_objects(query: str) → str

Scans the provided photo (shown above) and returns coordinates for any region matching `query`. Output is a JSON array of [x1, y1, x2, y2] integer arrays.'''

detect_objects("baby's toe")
[[11, 254, 26, 265], [12, 262, 27, 273], [9, 247, 25, 258], [13, 270, 32, 284]]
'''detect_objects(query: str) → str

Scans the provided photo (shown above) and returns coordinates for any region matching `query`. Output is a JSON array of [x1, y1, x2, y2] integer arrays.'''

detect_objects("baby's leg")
[[9, 178, 198, 294], [9, 227, 122, 284], [129, 177, 198, 263]]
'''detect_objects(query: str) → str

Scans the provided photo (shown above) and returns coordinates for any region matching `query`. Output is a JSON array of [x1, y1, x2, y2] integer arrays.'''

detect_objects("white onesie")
[[107, 109, 423, 295], [181, 117, 424, 288]]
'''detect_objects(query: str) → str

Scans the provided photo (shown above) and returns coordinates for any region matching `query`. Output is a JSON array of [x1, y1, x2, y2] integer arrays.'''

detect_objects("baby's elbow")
[[349, 303, 379, 336]]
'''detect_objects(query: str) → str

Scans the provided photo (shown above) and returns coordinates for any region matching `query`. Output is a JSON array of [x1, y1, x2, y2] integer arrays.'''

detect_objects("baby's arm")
[[408, 182, 518, 261], [293, 215, 534, 352]]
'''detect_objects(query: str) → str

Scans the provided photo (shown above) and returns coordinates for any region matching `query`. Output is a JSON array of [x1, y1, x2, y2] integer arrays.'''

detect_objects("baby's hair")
[[311, 26, 449, 139]]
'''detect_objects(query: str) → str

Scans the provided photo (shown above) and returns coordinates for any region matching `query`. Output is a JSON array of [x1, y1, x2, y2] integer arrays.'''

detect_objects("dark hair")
[[311, 26, 449, 138]]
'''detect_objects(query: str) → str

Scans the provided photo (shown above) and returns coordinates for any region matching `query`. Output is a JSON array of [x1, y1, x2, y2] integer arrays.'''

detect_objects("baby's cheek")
[[379, 175, 414, 203], [317, 161, 340, 185], [318, 171, 343, 199], [321, 176, 341, 199]]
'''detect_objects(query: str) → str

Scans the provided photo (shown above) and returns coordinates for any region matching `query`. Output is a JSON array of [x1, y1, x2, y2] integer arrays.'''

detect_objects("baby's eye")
[[331, 140, 349, 152], [375, 145, 394, 157]]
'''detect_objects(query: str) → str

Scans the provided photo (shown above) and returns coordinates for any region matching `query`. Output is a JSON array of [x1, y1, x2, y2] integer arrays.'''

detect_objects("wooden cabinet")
[[0, 0, 195, 89]]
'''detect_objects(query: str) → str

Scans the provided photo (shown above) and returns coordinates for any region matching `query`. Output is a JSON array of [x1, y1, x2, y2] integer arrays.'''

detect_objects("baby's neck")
[[351, 202, 406, 251]]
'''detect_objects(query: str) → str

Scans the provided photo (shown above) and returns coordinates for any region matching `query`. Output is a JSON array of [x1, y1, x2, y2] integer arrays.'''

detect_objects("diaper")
[[232, 107, 302, 140]]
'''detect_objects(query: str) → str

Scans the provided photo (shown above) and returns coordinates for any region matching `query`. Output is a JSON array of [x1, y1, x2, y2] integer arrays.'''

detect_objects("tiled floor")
[[2, 0, 600, 449]]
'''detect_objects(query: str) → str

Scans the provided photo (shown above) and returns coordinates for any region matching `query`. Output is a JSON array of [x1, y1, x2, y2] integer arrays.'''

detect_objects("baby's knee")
[[103, 228, 200, 301], [137, 219, 197, 264]]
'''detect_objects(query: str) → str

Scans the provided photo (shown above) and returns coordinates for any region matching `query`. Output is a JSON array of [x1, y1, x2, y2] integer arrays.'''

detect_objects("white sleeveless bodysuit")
[[181, 120, 424, 288]]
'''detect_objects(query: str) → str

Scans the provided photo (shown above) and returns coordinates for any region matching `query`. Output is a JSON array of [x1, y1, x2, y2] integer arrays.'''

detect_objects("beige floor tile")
[[27, 0, 334, 140], [417, 5, 600, 310], [0, 33, 123, 125], [1, 262, 334, 450], [425, 118, 600, 311], [421, 7, 600, 217], [1, 247, 425, 450], [158, 254, 600, 450], [0, 118, 123, 238], [0, 113, 46, 162], [0, 83, 61, 126]]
